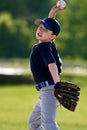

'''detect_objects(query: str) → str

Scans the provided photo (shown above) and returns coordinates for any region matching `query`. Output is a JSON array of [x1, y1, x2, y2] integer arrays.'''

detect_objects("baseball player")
[[28, 4, 66, 130]]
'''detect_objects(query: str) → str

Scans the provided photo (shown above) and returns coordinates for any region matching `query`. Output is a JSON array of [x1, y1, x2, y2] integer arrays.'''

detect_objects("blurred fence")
[[0, 65, 87, 84], [0, 67, 34, 84]]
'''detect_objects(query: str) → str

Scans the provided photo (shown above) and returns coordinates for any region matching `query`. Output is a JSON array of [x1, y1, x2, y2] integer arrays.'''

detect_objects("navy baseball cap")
[[35, 18, 61, 36]]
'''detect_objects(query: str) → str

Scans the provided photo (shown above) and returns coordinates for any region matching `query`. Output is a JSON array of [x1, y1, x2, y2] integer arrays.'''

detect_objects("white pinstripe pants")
[[28, 86, 60, 130]]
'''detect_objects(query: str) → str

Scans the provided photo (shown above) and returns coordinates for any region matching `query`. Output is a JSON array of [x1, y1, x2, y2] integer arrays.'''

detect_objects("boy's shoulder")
[[38, 42, 58, 53]]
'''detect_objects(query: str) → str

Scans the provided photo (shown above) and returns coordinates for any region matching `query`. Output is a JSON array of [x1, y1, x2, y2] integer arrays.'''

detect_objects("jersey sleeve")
[[39, 43, 55, 66]]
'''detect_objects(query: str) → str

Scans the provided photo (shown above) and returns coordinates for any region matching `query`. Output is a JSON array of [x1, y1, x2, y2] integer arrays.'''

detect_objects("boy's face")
[[36, 24, 56, 43]]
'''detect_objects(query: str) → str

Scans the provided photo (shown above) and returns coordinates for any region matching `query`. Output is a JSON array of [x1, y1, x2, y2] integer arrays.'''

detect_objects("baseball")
[[56, 0, 66, 9]]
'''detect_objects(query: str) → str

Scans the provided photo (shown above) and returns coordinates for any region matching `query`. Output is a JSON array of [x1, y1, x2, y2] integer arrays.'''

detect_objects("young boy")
[[28, 5, 66, 130]]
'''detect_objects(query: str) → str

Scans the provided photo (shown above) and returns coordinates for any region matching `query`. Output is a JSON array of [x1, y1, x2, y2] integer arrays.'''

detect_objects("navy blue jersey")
[[30, 42, 62, 84]]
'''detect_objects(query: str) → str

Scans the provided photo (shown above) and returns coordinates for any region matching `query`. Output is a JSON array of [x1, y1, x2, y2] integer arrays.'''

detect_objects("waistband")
[[36, 80, 54, 91]]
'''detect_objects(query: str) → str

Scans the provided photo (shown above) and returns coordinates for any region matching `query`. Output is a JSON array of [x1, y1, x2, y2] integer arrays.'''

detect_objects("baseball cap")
[[35, 18, 61, 36]]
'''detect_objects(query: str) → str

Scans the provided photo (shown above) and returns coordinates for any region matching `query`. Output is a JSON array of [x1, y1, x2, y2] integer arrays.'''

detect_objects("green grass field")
[[0, 75, 87, 130]]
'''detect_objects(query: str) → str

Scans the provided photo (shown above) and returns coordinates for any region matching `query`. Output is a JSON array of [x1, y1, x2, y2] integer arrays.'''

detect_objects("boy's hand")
[[56, 0, 66, 10], [51, 5, 66, 12], [54, 81, 80, 112]]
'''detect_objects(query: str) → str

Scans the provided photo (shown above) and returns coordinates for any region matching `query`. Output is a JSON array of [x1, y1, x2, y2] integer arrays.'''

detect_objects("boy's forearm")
[[48, 63, 60, 84], [48, 11, 56, 18], [48, 6, 59, 18], [48, 5, 66, 18]]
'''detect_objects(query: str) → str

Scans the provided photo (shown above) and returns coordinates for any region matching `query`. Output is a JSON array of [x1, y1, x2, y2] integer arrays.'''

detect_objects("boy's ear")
[[52, 34, 56, 40]]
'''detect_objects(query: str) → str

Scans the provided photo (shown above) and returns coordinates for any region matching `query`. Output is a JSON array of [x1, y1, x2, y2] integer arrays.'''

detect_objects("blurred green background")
[[0, 0, 86, 59]]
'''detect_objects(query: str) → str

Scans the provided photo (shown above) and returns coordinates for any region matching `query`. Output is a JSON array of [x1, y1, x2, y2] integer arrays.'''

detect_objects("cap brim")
[[34, 19, 42, 26], [34, 19, 52, 31]]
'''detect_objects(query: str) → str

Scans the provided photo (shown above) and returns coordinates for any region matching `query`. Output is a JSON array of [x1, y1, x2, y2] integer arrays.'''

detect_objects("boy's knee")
[[28, 119, 33, 130], [28, 119, 38, 130]]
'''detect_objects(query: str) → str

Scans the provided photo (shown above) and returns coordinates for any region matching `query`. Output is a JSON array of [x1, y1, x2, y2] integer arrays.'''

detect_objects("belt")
[[36, 80, 54, 91]]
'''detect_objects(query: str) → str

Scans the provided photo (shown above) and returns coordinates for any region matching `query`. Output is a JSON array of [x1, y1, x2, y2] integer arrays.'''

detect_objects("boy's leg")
[[28, 86, 60, 130], [40, 87, 60, 130], [28, 99, 43, 130]]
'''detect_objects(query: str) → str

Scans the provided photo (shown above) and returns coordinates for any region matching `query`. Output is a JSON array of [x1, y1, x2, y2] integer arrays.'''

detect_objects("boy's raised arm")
[[48, 4, 66, 18]]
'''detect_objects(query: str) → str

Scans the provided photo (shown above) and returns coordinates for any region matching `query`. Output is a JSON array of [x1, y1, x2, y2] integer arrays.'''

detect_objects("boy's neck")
[[38, 40, 53, 43]]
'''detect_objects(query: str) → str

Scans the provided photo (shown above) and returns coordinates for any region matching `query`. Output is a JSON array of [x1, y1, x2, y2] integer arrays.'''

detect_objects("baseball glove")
[[54, 81, 80, 112]]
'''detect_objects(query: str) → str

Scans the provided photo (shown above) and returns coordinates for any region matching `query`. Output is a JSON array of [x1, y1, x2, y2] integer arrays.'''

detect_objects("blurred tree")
[[56, 0, 87, 59], [0, 0, 86, 59], [0, 12, 31, 57]]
